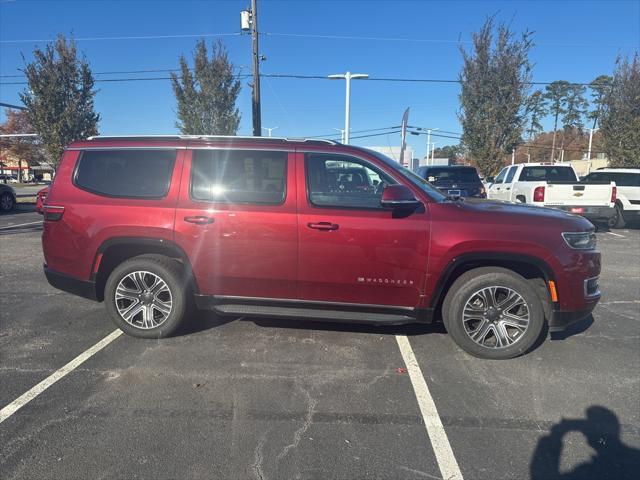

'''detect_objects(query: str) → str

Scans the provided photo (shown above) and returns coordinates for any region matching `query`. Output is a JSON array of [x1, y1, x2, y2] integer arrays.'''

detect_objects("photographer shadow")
[[530, 406, 640, 480]]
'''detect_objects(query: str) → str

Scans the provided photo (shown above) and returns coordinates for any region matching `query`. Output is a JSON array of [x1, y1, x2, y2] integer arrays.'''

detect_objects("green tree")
[[433, 144, 464, 162], [600, 55, 640, 167], [171, 40, 241, 135], [524, 90, 547, 162], [543, 80, 570, 161], [19, 35, 99, 168], [458, 18, 534, 177], [588, 74, 613, 130]]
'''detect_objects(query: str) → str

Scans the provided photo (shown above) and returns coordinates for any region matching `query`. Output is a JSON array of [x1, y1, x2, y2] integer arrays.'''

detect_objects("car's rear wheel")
[[442, 267, 545, 359], [104, 254, 188, 338], [608, 203, 626, 229], [0, 192, 15, 212]]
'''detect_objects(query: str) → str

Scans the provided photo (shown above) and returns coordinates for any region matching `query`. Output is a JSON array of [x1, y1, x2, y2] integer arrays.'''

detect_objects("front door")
[[296, 151, 430, 308], [175, 148, 298, 299]]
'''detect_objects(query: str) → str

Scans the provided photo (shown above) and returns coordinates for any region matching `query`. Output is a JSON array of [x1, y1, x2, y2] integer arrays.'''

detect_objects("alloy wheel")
[[115, 270, 173, 329], [0, 193, 14, 211], [461, 286, 530, 349]]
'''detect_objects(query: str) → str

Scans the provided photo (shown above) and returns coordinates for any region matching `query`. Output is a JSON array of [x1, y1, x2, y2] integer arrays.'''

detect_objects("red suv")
[[42, 136, 601, 359]]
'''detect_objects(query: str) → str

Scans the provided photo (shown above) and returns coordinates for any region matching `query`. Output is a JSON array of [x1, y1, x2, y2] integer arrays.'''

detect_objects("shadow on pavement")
[[530, 406, 640, 480], [0, 204, 37, 216]]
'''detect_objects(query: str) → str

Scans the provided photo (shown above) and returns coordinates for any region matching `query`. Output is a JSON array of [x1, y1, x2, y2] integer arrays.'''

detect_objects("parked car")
[[42, 136, 601, 359], [415, 165, 486, 198], [487, 163, 616, 224], [35, 187, 49, 214], [0, 183, 17, 212], [582, 168, 640, 228]]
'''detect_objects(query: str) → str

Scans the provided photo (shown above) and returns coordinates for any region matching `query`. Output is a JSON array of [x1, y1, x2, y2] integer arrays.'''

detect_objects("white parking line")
[[607, 231, 625, 238], [0, 329, 122, 424], [396, 335, 464, 480], [0, 220, 43, 230]]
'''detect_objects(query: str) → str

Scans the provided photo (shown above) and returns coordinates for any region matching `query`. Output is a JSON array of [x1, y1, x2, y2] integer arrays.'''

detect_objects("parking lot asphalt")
[[1, 206, 639, 480]]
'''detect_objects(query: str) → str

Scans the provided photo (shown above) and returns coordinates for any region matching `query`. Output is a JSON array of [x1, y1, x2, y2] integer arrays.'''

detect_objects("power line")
[[0, 32, 241, 44], [0, 70, 611, 87]]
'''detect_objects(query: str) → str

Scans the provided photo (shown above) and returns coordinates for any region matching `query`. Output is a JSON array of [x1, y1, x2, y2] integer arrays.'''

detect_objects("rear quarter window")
[[74, 150, 176, 198]]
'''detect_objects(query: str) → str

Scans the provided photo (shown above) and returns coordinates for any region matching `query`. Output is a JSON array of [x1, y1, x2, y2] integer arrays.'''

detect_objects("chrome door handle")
[[184, 216, 215, 225], [307, 222, 339, 231]]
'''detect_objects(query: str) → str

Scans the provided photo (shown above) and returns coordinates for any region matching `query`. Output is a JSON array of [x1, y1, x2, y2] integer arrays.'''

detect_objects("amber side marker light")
[[548, 280, 558, 302]]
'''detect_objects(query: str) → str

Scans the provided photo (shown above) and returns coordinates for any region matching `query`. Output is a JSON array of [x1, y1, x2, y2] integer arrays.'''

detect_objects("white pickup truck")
[[487, 163, 616, 224]]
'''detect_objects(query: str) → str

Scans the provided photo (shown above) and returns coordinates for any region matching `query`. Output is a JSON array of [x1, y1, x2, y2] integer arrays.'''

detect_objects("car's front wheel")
[[104, 254, 188, 338], [442, 267, 545, 359]]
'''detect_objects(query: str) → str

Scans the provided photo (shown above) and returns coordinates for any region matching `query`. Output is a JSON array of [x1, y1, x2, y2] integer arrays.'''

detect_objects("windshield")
[[362, 148, 448, 201]]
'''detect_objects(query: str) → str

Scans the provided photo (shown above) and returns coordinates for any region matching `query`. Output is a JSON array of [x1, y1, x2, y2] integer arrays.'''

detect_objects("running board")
[[214, 304, 416, 324], [193, 295, 433, 325]]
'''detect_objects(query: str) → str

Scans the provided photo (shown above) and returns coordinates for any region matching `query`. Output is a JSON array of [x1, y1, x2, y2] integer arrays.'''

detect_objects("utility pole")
[[262, 126, 278, 137], [242, 0, 262, 136], [328, 71, 369, 144], [426, 129, 431, 165]]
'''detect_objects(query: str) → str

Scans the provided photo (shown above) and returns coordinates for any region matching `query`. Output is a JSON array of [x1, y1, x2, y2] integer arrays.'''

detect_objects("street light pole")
[[328, 71, 369, 144], [333, 128, 345, 143], [262, 126, 278, 137]]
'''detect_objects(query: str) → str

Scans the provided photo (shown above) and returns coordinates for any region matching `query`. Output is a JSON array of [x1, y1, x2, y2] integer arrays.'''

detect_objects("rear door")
[[174, 148, 298, 299], [296, 151, 430, 307]]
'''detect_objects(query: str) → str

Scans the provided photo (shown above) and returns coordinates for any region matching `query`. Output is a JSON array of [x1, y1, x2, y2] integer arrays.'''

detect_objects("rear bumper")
[[556, 205, 615, 221], [44, 265, 98, 301]]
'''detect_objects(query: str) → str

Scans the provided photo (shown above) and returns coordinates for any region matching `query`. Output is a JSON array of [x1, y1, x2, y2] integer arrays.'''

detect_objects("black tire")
[[516, 195, 526, 204], [442, 267, 545, 359], [0, 192, 15, 212], [608, 203, 626, 229], [104, 254, 189, 338]]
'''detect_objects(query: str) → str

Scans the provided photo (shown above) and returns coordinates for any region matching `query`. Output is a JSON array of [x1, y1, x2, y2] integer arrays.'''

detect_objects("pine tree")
[[19, 35, 99, 168], [171, 40, 241, 135], [543, 81, 570, 161]]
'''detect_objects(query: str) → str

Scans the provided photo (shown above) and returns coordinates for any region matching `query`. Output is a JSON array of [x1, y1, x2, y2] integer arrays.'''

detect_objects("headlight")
[[562, 232, 597, 250]]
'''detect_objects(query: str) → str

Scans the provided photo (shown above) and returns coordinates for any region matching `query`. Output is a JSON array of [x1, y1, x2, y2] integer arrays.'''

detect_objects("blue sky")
[[1, 0, 638, 157]]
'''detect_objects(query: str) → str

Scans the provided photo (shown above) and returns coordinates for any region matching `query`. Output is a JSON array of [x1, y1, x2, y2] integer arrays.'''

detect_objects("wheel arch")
[[93, 237, 198, 301], [430, 253, 555, 319]]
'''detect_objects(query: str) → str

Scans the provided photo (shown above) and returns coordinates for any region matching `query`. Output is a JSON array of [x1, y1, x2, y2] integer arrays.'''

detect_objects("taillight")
[[43, 205, 65, 221], [479, 186, 486, 198], [533, 186, 545, 202], [611, 186, 617, 203]]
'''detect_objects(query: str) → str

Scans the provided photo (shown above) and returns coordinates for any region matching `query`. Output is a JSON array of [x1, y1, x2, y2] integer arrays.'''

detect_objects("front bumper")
[[548, 304, 597, 332], [556, 205, 615, 221], [44, 265, 98, 301]]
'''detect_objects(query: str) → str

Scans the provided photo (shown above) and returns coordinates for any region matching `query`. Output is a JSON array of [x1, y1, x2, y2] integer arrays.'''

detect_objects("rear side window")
[[75, 150, 176, 198], [505, 166, 517, 183], [190, 150, 287, 204], [520, 166, 577, 182]]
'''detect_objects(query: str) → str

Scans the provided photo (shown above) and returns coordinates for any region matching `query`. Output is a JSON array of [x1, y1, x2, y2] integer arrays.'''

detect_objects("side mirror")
[[380, 184, 422, 212], [486, 176, 495, 183]]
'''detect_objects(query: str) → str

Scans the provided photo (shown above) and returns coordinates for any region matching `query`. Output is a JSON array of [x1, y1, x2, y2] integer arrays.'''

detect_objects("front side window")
[[75, 150, 176, 198], [306, 154, 396, 209], [190, 150, 287, 204]]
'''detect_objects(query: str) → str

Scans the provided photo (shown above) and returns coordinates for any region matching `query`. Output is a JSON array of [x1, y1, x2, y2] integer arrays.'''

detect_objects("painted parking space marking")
[[0, 220, 43, 230], [606, 231, 625, 238], [0, 329, 122, 424], [396, 335, 464, 480]]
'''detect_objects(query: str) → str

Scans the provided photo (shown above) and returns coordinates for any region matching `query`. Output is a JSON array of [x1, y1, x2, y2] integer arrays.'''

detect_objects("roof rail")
[[85, 134, 339, 145]]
